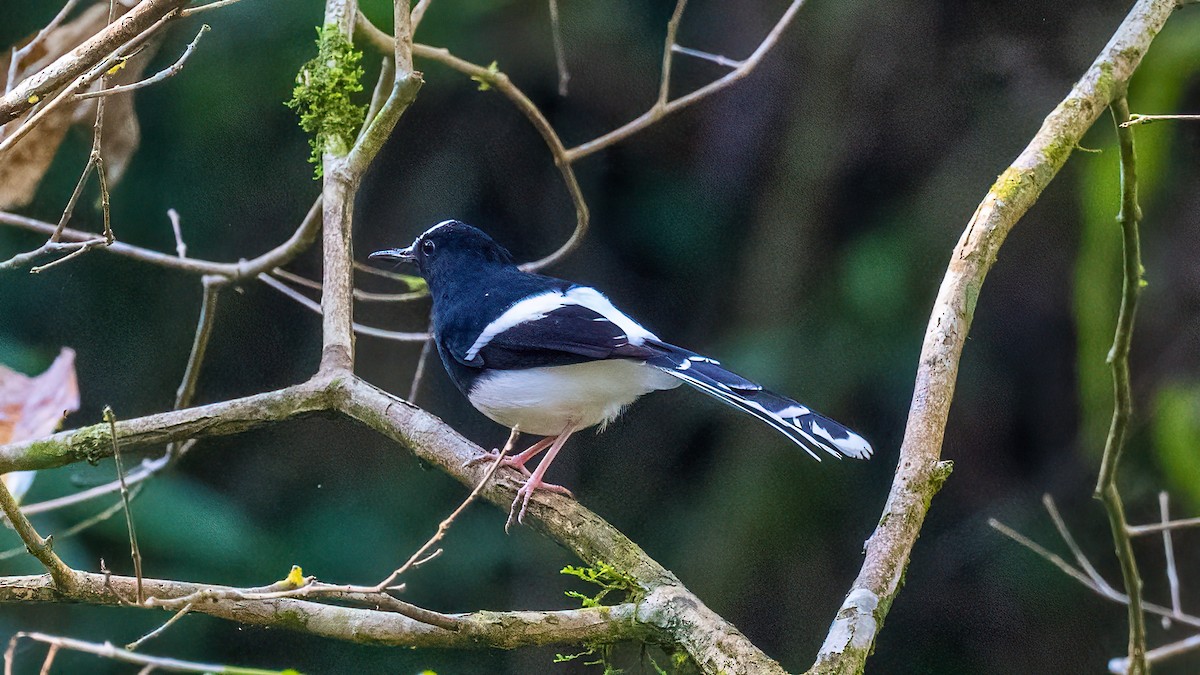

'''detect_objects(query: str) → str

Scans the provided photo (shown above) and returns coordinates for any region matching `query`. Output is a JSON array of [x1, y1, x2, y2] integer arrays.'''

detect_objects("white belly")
[[467, 360, 680, 436]]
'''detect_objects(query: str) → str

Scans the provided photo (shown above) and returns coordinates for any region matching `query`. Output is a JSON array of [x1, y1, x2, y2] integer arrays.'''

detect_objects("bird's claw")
[[463, 449, 531, 476], [503, 478, 573, 532]]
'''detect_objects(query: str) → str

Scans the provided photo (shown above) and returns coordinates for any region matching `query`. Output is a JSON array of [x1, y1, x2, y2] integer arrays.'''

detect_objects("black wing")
[[468, 303, 651, 370]]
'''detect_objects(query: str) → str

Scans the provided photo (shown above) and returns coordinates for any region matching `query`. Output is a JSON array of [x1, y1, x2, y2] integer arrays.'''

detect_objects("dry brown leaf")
[[0, 348, 80, 503]]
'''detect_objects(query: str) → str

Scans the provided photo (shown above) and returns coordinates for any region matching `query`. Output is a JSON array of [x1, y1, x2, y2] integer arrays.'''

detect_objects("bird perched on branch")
[[370, 220, 872, 526]]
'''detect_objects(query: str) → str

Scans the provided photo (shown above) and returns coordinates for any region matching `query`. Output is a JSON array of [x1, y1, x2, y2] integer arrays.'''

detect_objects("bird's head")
[[369, 220, 515, 282]]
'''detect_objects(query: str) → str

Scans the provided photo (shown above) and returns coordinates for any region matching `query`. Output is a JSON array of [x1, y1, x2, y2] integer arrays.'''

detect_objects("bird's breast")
[[467, 360, 679, 436]]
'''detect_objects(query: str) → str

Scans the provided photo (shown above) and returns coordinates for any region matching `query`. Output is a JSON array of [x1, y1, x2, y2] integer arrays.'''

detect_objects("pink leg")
[[464, 435, 556, 476], [509, 421, 578, 527]]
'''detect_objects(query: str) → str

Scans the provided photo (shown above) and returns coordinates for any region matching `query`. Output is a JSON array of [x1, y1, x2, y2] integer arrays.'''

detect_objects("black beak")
[[368, 246, 415, 263]]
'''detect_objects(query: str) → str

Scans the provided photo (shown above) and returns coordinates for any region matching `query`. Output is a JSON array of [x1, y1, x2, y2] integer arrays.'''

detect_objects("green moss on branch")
[[287, 24, 366, 177]]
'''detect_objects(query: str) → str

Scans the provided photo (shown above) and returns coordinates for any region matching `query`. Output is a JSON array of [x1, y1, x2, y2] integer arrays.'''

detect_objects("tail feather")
[[643, 342, 872, 461]]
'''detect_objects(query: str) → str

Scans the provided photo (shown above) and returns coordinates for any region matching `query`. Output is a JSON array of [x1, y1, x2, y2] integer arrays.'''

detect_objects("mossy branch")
[[287, 24, 367, 178]]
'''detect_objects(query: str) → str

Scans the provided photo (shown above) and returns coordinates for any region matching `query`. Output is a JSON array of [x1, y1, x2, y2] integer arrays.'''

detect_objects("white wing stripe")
[[565, 287, 657, 344], [464, 286, 657, 361], [466, 291, 568, 360]]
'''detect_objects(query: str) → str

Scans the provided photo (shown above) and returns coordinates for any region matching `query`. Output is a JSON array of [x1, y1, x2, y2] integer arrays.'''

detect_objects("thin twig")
[[76, 24, 210, 100], [671, 45, 744, 69], [0, 0, 188, 125], [989, 518, 1200, 630], [36, 643, 59, 675], [1110, 634, 1200, 674], [6, 632, 294, 675], [4, 0, 82, 96], [27, 239, 108, 273], [411, 0, 434, 31], [407, 333, 435, 402], [17, 450, 173, 517], [367, 435, 513, 592], [548, 0, 569, 95], [0, 195, 322, 279], [1042, 494, 1121, 597], [1120, 113, 1200, 127], [126, 602, 193, 650], [1127, 514, 1200, 536], [272, 268, 427, 302], [657, 0, 687, 107], [175, 277, 222, 409], [0, 472, 74, 587], [258, 273, 430, 341], [167, 208, 186, 258], [564, 0, 806, 162], [1159, 492, 1183, 626], [1093, 97, 1147, 674], [0, 486, 143, 561], [105, 406, 143, 603], [180, 0, 247, 18], [0, 6, 179, 154]]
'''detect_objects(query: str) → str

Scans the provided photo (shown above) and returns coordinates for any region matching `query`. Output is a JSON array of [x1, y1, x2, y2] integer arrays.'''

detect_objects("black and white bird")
[[370, 220, 871, 523]]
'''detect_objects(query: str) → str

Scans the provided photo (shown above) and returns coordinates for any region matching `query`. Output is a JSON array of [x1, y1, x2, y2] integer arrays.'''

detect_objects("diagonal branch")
[[809, 1, 1181, 672]]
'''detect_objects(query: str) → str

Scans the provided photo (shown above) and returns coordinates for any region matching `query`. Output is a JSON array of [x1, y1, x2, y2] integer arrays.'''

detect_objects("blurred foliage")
[[1, 1, 1199, 674]]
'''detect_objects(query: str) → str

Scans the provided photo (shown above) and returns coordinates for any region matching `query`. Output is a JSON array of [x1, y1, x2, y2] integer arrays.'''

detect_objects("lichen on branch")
[[286, 24, 366, 177]]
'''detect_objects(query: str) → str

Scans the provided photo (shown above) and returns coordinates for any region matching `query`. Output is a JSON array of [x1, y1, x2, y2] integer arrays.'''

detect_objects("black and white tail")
[[644, 341, 873, 461]]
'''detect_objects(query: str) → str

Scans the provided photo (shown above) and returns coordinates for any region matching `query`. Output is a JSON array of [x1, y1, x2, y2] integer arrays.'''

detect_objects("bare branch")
[[6, 632, 294, 674], [0, 6, 178, 154], [411, 0, 434, 31], [0, 195, 322, 279], [125, 602, 193, 651], [1127, 514, 1200, 536], [4, 0, 83, 96], [1110, 634, 1200, 674], [0, 0, 189, 124], [564, 0, 806, 162], [180, 0, 248, 18], [1093, 96, 1147, 674], [811, 1, 1181, 671], [548, 0, 569, 95], [0, 475, 75, 589], [1158, 492, 1183, 627], [258, 273, 430, 341], [104, 406, 143, 603], [0, 380, 337, 474], [1120, 113, 1200, 127], [75, 23, 210, 100], [0, 573, 655, 651], [657, 0, 687, 107], [1043, 494, 1121, 597], [167, 208, 186, 258], [672, 45, 743, 69], [989, 518, 1200, 630], [408, 333, 435, 401]]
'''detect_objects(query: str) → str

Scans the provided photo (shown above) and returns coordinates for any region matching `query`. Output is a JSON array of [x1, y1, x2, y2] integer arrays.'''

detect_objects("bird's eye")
[[421, 240, 436, 256]]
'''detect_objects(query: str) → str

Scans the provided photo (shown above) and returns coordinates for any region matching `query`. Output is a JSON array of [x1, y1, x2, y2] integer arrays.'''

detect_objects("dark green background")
[[2, 0, 1200, 673]]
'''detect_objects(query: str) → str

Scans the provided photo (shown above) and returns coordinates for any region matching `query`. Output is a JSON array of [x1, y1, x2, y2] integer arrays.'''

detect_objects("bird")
[[369, 220, 872, 525]]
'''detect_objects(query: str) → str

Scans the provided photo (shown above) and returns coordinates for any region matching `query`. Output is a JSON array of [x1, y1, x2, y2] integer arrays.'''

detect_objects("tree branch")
[[0, 572, 657, 650], [809, 1, 1180, 672], [1093, 95, 1147, 674], [0, 0, 189, 125], [0, 380, 337, 474]]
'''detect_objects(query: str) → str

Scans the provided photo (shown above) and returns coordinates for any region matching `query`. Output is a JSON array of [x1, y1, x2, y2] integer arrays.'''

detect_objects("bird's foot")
[[463, 448, 531, 476], [505, 477, 573, 531]]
